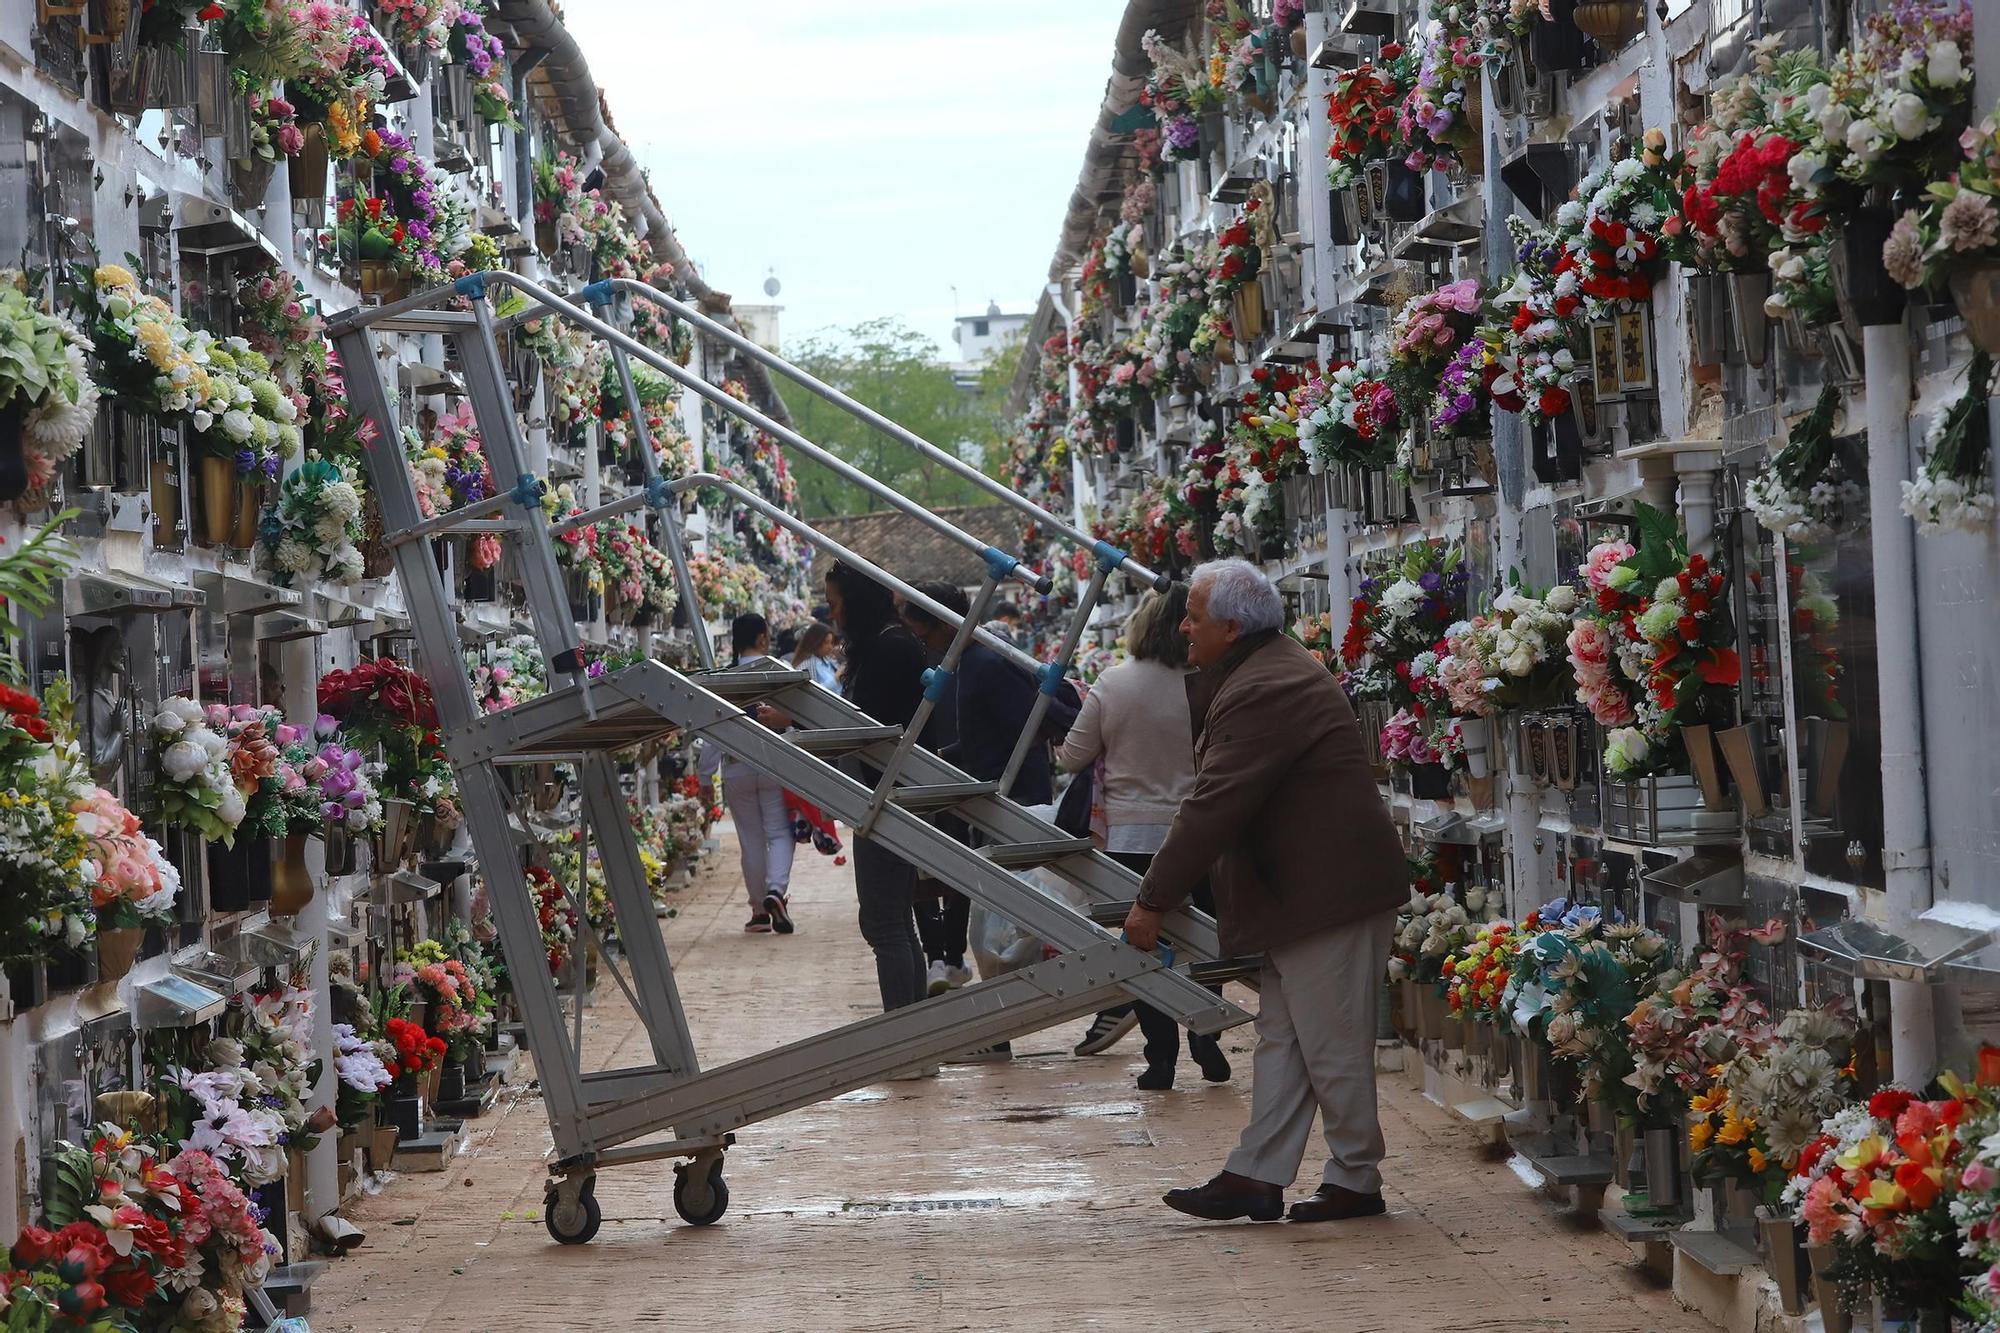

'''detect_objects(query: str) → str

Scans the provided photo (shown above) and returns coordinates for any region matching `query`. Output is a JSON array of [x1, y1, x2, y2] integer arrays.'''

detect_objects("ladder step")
[[789, 724, 903, 755], [890, 780, 999, 812], [1084, 899, 1135, 926], [695, 668, 811, 701], [981, 836, 1095, 869], [1188, 955, 1268, 986]]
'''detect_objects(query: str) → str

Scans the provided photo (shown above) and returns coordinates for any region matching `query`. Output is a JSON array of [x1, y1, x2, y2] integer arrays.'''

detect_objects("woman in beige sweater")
[[1057, 584, 1230, 1090]]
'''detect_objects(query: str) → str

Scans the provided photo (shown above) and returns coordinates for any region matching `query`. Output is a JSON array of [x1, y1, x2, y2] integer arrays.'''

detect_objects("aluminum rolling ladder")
[[326, 270, 1254, 1241]]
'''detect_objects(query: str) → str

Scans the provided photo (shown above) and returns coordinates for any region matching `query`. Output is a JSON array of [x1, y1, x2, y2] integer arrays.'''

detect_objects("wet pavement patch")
[[840, 1197, 1007, 1214], [987, 1101, 1140, 1124]]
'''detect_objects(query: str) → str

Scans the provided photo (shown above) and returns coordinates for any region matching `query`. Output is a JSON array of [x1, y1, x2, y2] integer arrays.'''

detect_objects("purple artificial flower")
[[1164, 115, 1200, 152], [234, 448, 259, 474]]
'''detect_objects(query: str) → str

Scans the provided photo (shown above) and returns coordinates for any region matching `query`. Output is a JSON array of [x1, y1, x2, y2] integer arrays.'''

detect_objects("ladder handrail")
[[330, 273, 1053, 601], [598, 276, 1172, 594], [665, 473, 1043, 679]]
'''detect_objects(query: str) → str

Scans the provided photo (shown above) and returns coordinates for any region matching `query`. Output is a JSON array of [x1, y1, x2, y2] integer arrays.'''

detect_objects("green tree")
[[775, 317, 1014, 518]]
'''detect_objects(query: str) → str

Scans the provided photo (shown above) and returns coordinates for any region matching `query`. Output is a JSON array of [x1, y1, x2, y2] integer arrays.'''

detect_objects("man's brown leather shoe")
[[1288, 1183, 1387, 1222], [1162, 1170, 1284, 1222]]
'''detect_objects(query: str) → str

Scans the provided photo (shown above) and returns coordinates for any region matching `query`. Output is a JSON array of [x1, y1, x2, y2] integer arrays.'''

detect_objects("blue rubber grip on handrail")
[[1120, 931, 1174, 968], [644, 477, 672, 509], [981, 546, 1020, 583], [579, 280, 614, 307], [1036, 661, 1068, 696], [453, 272, 488, 299], [1092, 540, 1128, 574], [921, 665, 954, 702], [509, 472, 546, 507]]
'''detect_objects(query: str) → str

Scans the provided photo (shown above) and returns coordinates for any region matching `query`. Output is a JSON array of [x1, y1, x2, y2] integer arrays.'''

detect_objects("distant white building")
[[732, 302, 783, 352], [952, 300, 1031, 389]]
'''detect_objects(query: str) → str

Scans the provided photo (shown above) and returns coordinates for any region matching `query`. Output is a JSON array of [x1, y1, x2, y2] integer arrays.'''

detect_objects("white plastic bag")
[[968, 804, 1094, 980]]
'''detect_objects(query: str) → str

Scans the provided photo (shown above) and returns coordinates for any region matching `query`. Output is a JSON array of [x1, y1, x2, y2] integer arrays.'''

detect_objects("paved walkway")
[[312, 826, 1715, 1332]]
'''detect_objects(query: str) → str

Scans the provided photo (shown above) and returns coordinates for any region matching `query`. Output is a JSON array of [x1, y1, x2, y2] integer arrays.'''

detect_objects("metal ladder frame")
[[324, 273, 1246, 1237]]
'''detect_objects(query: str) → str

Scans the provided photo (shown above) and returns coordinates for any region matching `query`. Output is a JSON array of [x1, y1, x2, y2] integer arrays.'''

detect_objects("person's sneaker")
[[944, 963, 974, 989], [953, 1041, 1012, 1064], [926, 960, 952, 996], [765, 893, 795, 935], [1136, 1065, 1174, 1091], [744, 915, 773, 934], [1073, 1006, 1137, 1056]]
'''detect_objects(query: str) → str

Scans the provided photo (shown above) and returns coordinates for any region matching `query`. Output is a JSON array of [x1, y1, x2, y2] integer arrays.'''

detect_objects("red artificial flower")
[[10, 1225, 58, 1266], [1676, 614, 1700, 642], [197, 1, 224, 18], [1869, 1088, 1917, 1122], [1538, 387, 1570, 419], [105, 1264, 155, 1307], [1794, 1135, 1835, 1178]]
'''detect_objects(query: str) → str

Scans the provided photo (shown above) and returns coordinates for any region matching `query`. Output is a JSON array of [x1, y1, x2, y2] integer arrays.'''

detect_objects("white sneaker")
[[926, 960, 951, 997], [944, 964, 974, 989]]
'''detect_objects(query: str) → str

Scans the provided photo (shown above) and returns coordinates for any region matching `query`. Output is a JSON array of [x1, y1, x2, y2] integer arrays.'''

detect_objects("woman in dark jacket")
[[825, 563, 930, 1012]]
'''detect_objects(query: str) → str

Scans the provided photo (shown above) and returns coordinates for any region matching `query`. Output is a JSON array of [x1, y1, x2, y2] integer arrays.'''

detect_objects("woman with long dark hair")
[[824, 563, 930, 1013]]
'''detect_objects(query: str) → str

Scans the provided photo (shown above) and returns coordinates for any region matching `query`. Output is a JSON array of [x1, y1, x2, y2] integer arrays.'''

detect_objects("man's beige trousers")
[[1225, 909, 1396, 1194]]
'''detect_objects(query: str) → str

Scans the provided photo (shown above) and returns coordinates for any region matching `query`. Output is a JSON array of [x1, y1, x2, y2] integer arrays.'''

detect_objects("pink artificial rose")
[[1581, 540, 1636, 592], [1566, 619, 1611, 669]]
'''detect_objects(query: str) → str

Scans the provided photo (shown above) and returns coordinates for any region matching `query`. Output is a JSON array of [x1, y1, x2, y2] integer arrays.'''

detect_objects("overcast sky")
[[562, 0, 1125, 358]]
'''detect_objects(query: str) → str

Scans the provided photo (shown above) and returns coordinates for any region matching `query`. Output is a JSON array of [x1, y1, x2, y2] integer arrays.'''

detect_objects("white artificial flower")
[[215, 787, 247, 828], [1889, 92, 1932, 141], [1927, 40, 1964, 88], [161, 740, 208, 782]]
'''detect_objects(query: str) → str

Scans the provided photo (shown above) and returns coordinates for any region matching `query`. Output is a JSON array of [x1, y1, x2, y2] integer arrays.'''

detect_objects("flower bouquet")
[[1900, 350, 1995, 536], [1794, 1084, 1980, 1319], [383, 1015, 446, 1083], [75, 784, 179, 944], [1490, 218, 1583, 426], [0, 269, 99, 497], [1625, 914, 1781, 1104], [258, 452, 365, 585], [1296, 360, 1398, 471], [0, 681, 97, 966], [1436, 579, 1579, 716], [164, 1147, 279, 1322], [1747, 385, 1864, 539], [1505, 901, 1676, 1123], [447, 6, 518, 127], [1325, 46, 1413, 189], [150, 698, 249, 845], [333, 1021, 394, 1131], [1388, 279, 1485, 428], [288, 718, 384, 834], [316, 658, 441, 797], [526, 863, 577, 977], [1398, 0, 1485, 172], [1442, 918, 1518, 1024], [1139, 29, 1219, 163], [1565, 505, 1740, 778]]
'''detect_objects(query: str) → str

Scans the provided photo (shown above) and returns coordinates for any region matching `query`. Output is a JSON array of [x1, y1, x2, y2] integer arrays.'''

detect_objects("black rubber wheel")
[[673, 1158, 729, 1226], [545, 1180, 602, 1245]]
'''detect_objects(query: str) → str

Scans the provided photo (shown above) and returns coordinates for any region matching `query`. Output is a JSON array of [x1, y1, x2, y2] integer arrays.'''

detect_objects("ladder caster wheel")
[[673, 1158, 729, 1227], [545, 1180, 602, 1245]]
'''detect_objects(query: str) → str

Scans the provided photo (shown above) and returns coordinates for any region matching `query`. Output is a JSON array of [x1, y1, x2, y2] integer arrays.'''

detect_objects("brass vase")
[[1681, 723, 1728, 810], [269, 831, 314, 915], [197, 454, 234, 547], [1949, 260, 2000, 354], [96, 926, 143, 984], [1716, 724, 1770, 817], [287, 122, 328, 202], [1572, 0, 1644, 46], [232, 476, 262, 549]]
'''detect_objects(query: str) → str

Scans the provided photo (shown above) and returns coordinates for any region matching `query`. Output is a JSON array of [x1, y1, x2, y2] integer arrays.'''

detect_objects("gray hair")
[[1191, 559, 1283, 635]]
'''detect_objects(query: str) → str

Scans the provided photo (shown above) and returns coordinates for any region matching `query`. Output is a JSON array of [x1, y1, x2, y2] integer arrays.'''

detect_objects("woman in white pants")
[[723, 614, 797, 934]]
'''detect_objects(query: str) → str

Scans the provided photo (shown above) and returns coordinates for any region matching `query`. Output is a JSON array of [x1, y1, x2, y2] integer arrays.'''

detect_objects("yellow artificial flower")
[[94, 263, 136, 290], [1748, 1148, 1768, 1174], [1716, 1108, 1756, 1147], [1688, 1119, 1714, 1153], [1689, 1087, 1726, 1116]]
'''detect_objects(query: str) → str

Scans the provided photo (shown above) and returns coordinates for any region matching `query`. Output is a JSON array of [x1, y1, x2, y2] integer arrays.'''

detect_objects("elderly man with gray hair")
[[1124, 558, 1408, 1223]]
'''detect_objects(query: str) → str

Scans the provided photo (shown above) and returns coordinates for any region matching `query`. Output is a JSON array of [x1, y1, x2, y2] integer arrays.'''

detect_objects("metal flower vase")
[[1949, 260, 2000, 355], [1728, 271, 1772, 368], [1761, 1215, 1808, 1316], [1805, 1241, 1854, 1333], [269, 831, 314, 915], [95, 927, 142, 985], [1641, 1126, 1682, 1207]]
